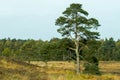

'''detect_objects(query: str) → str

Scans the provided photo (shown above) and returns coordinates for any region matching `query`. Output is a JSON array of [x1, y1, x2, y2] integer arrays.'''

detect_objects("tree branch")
[[68, 47, 76, 51]]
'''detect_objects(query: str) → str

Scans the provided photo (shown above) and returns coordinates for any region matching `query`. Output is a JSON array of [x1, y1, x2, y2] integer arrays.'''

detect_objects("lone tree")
[[55, 3, 100, 73]]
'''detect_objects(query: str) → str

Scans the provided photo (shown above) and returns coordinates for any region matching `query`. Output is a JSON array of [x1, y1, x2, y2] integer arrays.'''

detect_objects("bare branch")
[[68, 47, 75, 51]]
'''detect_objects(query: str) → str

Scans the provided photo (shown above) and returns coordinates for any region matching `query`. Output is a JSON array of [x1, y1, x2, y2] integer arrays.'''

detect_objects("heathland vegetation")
[[0, 3, 120, 80], [0, 57, 120, 80]]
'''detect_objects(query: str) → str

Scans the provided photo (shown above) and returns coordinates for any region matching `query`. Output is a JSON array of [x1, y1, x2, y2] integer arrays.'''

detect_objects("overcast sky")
[[0, 0, 120, 40]]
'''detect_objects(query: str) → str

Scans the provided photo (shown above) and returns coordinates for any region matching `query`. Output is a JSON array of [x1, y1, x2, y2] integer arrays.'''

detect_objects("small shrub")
[[83, 56, 101, 75]]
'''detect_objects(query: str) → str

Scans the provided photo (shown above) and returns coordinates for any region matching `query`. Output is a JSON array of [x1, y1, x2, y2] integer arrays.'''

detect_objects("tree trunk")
[[75, 41, 80, 74]]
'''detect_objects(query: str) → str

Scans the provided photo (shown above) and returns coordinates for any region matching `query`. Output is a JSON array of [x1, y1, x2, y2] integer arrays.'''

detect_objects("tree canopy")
[[55, 3, 100, 73]]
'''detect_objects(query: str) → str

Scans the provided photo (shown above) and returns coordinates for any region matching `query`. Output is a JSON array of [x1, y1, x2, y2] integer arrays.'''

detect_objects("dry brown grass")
[[31, 61, 120, 80], [0, 57, 48, 80], [31, 61, 120, 74], [99, 61, 120, 75], [1, 57, 120, 80]]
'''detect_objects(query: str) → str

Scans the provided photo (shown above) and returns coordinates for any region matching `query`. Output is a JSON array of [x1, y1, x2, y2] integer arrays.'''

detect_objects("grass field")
[[0, 57, 48, 80], [31, 61, 120, 80], [0, 57, 120, 80]]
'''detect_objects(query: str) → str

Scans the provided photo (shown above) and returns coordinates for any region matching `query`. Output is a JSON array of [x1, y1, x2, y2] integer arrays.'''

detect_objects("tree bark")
[[75, 41, 80, 74]]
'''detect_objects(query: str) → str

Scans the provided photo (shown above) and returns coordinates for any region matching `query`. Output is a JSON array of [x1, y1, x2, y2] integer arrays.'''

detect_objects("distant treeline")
[[0, 37, 120, 61]]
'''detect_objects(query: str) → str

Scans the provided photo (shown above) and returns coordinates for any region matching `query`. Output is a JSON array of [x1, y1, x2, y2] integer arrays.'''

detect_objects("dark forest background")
[[0, 37, 120, 62]]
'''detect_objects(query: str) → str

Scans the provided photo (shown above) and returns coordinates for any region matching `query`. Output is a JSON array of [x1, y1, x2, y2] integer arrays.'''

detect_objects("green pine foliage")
[[0, 37, 120, 61], [83, 56, 101, 75]]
